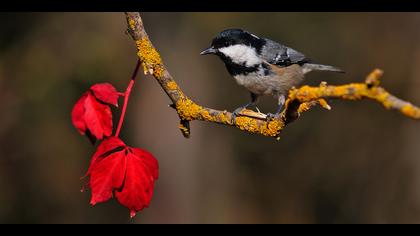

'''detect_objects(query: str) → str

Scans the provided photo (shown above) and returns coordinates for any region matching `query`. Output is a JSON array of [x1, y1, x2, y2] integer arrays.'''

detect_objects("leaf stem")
[[115, 59, 141, 137]]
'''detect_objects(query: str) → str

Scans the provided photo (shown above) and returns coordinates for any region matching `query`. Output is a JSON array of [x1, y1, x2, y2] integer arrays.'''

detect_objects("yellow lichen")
[[176, 100, 232, 123], [235, 117, 258, 132], [297, 103, 312, 113], [318, 99, 331, 110], [136, 39, 164, 78], [234, 117, 283, 137], [217, 113, 230, 124], [374, 90, 391, 108], [262, 119, 284, 137], [292, 84, 372, 102], [200, 109, 214, 121], [365, 68, 383, 86], [167, 81, 178, 90], [176, 99, 203, 121], [401, 104, 420, 118], [335, 84, 363, 100], [128, 19, 136, 31], [178, 123, 190, 135]]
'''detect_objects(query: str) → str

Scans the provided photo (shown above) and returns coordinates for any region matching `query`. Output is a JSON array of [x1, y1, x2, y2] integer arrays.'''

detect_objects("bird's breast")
[[233, 64, 304, 96], [234, 72, 276, 96]]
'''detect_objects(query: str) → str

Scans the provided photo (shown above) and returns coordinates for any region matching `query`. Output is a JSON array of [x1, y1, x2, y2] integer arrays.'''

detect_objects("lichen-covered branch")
[[285, 69, 420, 122], [124, 12, 420, 139]]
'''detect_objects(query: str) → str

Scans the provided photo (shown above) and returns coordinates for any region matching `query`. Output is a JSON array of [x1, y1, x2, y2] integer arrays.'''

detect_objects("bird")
[[200, 28, 344, 121]]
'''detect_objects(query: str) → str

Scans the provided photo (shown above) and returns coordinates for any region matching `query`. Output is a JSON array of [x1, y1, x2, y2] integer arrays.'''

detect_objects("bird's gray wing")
[[261, 38, 310, 66]]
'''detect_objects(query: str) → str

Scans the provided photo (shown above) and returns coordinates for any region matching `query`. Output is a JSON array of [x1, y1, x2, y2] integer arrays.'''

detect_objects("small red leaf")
[[84, 93, 113, 140], [71, 93, 88, 135], [71, 86, 115, 141], [90, 83, 119, 107]]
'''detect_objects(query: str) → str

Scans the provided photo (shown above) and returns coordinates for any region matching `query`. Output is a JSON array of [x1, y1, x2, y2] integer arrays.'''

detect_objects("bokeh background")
[[0, 12, 420, 223]]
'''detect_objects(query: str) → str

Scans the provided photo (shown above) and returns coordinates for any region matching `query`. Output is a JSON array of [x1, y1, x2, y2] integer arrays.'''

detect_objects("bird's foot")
[[266, 97, 285, 122], [265, 112, 280, 122], [231, 107, 247, 123]]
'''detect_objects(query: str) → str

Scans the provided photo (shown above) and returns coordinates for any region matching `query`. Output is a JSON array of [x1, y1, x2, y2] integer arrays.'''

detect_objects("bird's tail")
[[302, 63, 344, 74]]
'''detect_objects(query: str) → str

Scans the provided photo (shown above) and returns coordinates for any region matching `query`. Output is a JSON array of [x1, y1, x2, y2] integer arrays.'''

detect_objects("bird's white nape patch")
[[219, 44, 262, 67]]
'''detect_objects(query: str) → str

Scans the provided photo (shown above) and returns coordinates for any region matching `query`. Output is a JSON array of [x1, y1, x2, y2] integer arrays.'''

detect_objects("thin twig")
[[115, 59, 141, 137]]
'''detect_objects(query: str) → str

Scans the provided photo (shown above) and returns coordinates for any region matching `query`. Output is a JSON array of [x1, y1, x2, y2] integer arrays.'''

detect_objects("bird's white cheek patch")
[[219, 45, 262, 66]]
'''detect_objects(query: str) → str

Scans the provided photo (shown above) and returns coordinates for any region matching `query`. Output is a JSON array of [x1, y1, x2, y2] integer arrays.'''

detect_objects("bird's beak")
[[200, 46, 217, 55]]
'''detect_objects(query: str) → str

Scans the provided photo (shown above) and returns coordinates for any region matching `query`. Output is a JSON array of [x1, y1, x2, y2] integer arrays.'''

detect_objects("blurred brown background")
[[0, 12, 420, 223]]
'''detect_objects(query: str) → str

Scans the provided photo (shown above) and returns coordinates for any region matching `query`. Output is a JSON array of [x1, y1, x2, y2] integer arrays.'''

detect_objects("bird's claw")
[[231, 107, 245, 123], [265, 113, 279, 122]]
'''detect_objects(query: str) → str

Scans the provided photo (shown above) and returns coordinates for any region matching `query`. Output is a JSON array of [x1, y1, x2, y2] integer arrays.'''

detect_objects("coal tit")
[[200, 28, 344, 121]]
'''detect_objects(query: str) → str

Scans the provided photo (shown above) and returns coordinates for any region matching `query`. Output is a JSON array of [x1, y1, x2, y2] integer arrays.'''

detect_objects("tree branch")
[[124, 12, 420, 139]]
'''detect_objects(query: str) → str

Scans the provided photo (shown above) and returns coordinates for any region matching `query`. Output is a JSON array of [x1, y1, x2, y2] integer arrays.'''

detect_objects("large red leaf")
[[85, 137, 159, 218], [131, 147, 159, 180], [115, 148, 159, 218], [89, 151, 127, 205], [90, 83, 119, 107], [86, 137, 126, 176], [84, 93, 113, 140], [93, 137, 126, 158]]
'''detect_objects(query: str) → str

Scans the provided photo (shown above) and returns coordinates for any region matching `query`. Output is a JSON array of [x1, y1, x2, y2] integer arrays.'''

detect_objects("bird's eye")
[[224, 41, 229, 47]]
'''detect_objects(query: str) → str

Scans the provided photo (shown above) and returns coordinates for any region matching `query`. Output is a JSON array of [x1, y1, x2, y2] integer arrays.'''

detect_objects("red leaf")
[[71, 93, 88, 135], [89, 151, 127, 205], [71, 83, 119, 141], [87, 137, 125, 176], [83, 93, 113, 140], [131, 148, 159, 180], [115, 148, 159, 218], [94, 137, 125, 158], [84, 137, 159, 218], [87, 137, 127, 205], [90, 83, 119, 107]]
